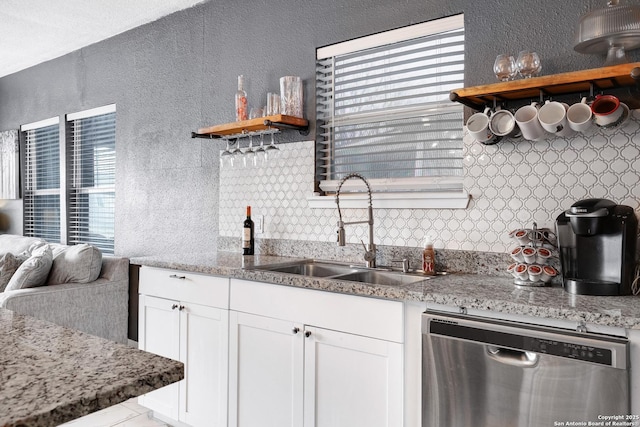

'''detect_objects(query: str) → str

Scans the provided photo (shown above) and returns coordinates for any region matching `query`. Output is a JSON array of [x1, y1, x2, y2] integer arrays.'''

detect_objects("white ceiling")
[[0, 0, 207, 78]]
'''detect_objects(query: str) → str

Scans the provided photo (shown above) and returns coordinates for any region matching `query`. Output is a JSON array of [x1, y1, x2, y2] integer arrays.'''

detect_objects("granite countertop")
[[131, 252, 640, 330], [0, 309, 184, 427]]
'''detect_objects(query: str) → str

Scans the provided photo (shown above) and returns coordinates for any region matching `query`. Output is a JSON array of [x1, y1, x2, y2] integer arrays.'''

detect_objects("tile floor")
[[60, 399, 168, 427]]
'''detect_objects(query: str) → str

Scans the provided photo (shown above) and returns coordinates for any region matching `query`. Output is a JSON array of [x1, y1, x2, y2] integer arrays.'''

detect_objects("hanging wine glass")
[[228, 139, 241, 168], [255, 132, 266, 165], [262, 129, 280, 162], [221, 138, 240, 168], [243, 134, 257, 168]]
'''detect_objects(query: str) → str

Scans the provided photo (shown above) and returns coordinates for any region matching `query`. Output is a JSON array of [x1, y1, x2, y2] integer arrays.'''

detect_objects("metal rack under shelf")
[[450, 62, 640, 111], [191, 114, 309, 140]]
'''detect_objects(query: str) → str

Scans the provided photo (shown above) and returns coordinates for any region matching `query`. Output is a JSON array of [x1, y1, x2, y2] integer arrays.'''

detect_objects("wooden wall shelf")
[[450, 62, 640, 111], [192, 115, 309, 139]]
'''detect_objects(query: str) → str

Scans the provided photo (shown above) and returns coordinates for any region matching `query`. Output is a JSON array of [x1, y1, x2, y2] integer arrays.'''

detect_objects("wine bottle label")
[[242, 228, 251, 248]]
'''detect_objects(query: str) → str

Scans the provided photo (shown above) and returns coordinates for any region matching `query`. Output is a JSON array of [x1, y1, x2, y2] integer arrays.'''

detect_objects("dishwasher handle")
[[486, 345, 539, 367]]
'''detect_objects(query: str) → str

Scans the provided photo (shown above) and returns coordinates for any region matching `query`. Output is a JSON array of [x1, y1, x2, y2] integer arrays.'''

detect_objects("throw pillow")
[[0, 235, 46, 257], [0, 253, 28, 292], [47, 243, 102, 285], [5, 244, 53, 291]]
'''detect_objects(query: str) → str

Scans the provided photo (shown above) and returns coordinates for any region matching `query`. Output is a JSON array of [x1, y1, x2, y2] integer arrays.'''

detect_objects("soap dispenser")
[[422, 236, 436, 276]]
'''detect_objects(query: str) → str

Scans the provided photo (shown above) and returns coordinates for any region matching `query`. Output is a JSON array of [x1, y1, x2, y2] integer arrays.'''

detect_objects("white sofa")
[[0, 234, 129, 343]]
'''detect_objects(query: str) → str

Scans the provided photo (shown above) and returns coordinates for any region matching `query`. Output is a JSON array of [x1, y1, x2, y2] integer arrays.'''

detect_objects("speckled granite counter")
[[131, 251, 640, 330], [0, 308, 184, 427]]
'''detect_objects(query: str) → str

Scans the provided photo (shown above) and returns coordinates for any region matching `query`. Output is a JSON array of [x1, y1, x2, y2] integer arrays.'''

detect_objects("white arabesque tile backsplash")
[[219, 109, 640, 254]]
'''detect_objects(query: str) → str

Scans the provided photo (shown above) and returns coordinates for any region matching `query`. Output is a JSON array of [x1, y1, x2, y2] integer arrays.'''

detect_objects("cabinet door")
[[138, 294, 181, 420], [179, 302, 229, 427], [303, 327, 403, 427], [228, 311, 304, 427]]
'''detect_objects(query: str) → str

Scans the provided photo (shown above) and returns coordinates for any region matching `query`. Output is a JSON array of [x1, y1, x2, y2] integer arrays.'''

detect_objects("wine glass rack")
[[191, 114, 309, 140]]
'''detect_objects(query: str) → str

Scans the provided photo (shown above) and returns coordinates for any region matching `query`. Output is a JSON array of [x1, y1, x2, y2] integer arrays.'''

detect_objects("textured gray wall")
[[0, 0, 638, 256]]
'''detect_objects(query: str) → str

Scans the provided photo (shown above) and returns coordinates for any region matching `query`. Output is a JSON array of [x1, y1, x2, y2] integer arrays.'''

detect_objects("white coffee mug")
[[489, 109, 519, 137], [466, 107, 496, 143], [567, 97, 593, 132], [514, 102, 546, 141], [538, 100, 574, 137]]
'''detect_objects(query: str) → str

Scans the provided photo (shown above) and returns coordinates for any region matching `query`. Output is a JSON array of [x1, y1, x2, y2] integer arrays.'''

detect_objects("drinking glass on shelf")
[[493, 54, 517, 81], [266, 93, 280, 116], [516, 51, 541, 78], [249, 107, 264, 119], [280, 76, 303, 118]]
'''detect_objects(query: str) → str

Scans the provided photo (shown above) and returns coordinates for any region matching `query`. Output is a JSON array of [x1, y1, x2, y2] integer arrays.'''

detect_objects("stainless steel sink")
[[252, 260, 433, 286], [254, 260, 358, 277], [335, 270, 428, 286]]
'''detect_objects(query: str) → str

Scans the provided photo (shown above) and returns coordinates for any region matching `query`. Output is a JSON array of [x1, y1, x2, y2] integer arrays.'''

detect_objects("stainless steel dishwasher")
[[422, 310, 630, 427]]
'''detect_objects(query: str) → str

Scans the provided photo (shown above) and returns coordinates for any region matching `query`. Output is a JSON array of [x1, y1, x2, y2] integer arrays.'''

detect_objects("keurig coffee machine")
[[556, 198, 638, 295]]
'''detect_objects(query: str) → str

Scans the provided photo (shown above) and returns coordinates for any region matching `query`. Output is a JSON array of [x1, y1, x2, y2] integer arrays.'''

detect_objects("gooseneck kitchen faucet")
[[335, 173, 376, 268]]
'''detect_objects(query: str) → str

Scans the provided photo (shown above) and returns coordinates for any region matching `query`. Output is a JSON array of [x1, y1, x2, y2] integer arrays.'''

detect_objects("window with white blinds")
[[21, 118, 61, 243], [316, 14, 465, 194], [67, 105, 116, 254]]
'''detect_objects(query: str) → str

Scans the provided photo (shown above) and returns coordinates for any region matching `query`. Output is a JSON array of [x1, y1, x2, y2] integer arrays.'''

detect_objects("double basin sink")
[[252, 259, 435, 287]]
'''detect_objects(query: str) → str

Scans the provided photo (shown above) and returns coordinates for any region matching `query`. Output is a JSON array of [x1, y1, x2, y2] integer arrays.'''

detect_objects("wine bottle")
[[235, 75, 248, 121], [242, 206, 255, 255]]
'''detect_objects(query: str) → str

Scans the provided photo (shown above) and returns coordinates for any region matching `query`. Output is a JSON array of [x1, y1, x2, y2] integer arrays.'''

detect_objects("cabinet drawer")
[[230, 279, 403, 343], [140, 267, 229, 309]]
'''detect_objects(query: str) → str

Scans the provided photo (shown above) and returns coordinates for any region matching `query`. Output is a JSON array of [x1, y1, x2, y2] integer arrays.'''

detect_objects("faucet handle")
[[337, 226, 346, 246], [391, 258, 410, 273], [361, 240, 376, 265]]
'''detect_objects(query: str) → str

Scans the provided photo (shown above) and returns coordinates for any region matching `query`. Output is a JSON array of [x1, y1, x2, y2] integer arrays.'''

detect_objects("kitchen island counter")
[[131, 251, 640, 330], [0, 308, 183, 427]]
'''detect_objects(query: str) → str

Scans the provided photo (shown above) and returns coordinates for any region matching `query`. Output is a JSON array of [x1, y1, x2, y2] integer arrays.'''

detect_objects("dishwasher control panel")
[[530, 337, 611, 365], [428, 314, 627, 368]]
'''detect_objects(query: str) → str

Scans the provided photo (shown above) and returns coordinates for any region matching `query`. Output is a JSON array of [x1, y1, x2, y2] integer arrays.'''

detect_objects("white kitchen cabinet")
[[228, 311, 304, 427], [138, 267, 230, 427], [303, 325, 403, 427], [228, 278, 404, 427], [138, 294, 181, 419]]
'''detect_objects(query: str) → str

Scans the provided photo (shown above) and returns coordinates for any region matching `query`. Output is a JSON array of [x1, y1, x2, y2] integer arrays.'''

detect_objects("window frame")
[[19, 104, 116, 253], [312, 14, 469, 209], [20, 116, 63, 243], [66, 104, 116, 254]]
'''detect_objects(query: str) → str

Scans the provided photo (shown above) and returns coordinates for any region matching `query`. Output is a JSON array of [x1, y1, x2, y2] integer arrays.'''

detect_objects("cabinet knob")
[[169, 274, 186, 280], [305, 331, 311, 338], [292, 327, 300, 334], [179, 305, 185, 311], [171, 304, 178, 310]]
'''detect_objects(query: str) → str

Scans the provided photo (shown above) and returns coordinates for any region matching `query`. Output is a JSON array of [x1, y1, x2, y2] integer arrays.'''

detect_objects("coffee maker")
[[556, 199, 637, 295]]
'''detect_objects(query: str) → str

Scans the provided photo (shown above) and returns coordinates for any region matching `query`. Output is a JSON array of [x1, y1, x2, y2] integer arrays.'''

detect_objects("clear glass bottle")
[[235, 75, 248, 121]]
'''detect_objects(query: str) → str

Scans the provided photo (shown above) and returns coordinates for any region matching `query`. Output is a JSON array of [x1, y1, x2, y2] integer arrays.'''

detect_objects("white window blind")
[[316, 14, 465, 194], [67, 105, 116, 254], [22, 118, 61, 242]]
